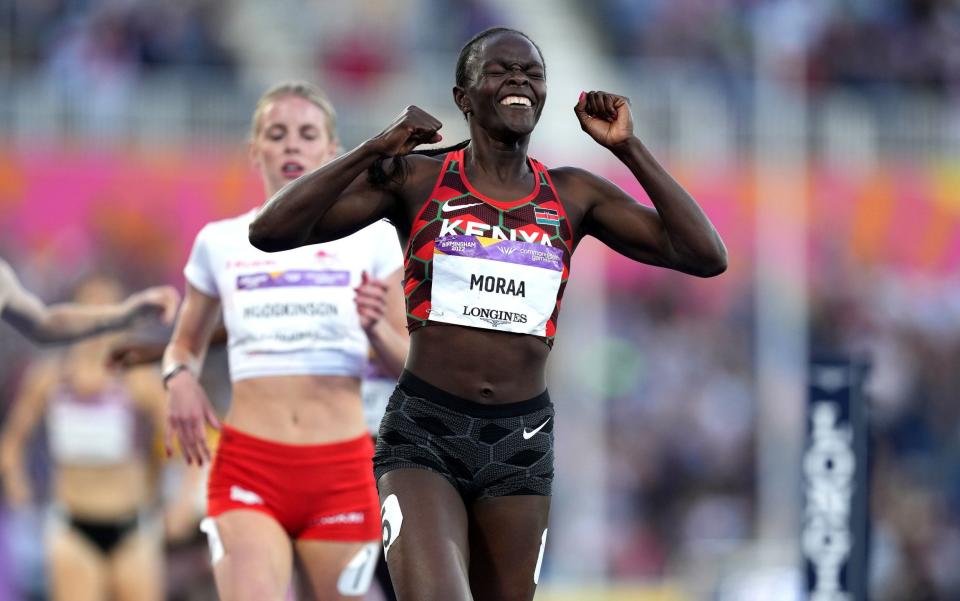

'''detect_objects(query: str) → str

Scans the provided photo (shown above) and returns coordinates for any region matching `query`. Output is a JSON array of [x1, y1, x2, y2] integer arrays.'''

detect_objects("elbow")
[[248, 221, 292, 253], [696, 247, 728, 278], [680, 246, 727, 278]]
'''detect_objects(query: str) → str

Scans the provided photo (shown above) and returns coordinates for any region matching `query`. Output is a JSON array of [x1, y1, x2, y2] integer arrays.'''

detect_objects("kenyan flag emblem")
[[534, 207, 560, 227]]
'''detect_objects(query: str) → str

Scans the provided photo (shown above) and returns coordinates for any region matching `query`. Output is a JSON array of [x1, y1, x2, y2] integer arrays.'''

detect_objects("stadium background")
[[1, 1, 958, 600]]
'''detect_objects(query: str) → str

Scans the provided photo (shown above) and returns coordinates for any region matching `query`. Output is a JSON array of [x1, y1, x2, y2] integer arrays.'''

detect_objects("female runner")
[[163, 81, 406, 600], [249, 28, 726, 601]]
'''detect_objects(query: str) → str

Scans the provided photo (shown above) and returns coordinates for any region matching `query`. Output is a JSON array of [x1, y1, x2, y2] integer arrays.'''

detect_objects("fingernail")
[[579, 91, 585, 101]]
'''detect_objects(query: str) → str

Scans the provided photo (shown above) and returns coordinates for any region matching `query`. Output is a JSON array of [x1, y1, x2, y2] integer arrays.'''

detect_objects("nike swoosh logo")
[[441, 201, 483, 213], [523, 417, 551, 440]]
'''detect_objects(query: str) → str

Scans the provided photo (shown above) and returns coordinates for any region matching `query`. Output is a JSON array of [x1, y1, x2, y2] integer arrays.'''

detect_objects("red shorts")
[[207, 425, 380, 541]]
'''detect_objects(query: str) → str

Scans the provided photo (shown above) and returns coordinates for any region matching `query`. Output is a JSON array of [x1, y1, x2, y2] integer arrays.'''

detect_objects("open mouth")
[[281, 161, 305, 179], [499, 95, 533, 109]]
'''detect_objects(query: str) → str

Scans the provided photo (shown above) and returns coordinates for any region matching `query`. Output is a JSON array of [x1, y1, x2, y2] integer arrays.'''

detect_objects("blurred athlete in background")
[[163, 81, 407, 600], [0, 274, 200, 601]]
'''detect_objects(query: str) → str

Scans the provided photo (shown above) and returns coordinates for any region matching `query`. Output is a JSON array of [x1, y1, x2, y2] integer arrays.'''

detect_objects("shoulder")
[[547, 165, 601, 188], [400, 153, 446, 185], [546, 165, 609, 209]]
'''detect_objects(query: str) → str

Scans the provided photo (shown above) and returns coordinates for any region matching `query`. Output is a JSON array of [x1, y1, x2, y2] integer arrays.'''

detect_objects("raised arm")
[[0, 259, 180, 344], [563, 92, 727, 277], [249, 106, 443, 252]]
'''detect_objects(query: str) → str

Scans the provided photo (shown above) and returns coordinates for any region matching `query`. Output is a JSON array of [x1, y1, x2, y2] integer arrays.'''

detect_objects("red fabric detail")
[[409, 300, 431, 321], [207, 426, 380, 541], [433, 185, 466, 203], [404, 276, 421, 296], [452, 148, 542, 210], [413, 240, 435, 261]]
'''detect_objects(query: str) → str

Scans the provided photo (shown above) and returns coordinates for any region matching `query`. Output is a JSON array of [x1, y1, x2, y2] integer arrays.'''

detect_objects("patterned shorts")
[[373, 370, 555, 500]]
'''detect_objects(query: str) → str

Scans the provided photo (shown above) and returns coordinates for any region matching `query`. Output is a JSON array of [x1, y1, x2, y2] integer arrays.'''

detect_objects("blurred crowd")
[[585, 0, 960, 95], [595, 266, 960, 600]]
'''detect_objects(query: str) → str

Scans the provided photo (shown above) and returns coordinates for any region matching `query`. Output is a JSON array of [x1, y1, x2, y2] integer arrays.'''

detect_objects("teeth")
[[500, 96, 531, 107]]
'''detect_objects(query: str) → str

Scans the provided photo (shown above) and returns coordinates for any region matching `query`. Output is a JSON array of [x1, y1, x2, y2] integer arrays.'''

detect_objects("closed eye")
[[266, 124, 286, 141]]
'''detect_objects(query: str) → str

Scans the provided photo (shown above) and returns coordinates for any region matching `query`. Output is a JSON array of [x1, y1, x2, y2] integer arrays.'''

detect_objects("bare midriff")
[[57, 462, 150, 520], [228, 375, 366, 445], [406, 325, 550, 403]]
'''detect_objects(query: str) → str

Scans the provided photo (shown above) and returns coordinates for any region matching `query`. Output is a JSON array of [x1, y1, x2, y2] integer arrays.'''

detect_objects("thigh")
[[377, 468, 472, 601], [294, 539, 379, 600], [468, 495, 551, 601], [206, 510, 293, 601], [109, 529, 164, 601], [47, 527, 107, 601]]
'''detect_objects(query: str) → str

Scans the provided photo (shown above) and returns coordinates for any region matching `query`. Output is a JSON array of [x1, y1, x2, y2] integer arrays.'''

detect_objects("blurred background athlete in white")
[[162, 81, 407, 601]]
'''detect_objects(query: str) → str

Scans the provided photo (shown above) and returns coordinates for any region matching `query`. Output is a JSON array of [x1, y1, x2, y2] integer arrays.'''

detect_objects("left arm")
[[565, 91, 727, 277], [355, 268, 408, 377]]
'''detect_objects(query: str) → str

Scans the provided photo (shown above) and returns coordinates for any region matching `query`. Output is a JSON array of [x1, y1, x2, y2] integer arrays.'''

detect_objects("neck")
[[465, 128, 531, 182]]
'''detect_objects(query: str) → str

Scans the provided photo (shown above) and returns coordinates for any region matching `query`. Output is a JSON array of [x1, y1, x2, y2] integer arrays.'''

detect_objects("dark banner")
[[802, 358, 870, 601]]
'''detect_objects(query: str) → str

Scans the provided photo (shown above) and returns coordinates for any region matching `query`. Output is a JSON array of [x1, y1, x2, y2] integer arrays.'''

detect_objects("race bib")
[[231, 269, 352, 352], [430, 235, 563, 336]]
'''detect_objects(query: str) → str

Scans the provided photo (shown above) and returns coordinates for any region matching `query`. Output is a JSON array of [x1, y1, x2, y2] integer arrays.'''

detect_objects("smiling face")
[[455, 32, 546, 141], [249, 94, 338, 197]]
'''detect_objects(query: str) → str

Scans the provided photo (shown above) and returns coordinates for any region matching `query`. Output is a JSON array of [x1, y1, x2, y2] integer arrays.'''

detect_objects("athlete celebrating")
[[249, 28, 726, 601], [163, 81, 406, 601], [0, 257, 178, 344]]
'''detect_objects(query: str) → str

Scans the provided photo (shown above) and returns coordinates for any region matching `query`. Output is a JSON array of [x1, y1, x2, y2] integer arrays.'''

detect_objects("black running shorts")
[[373, 370, 555, 500]]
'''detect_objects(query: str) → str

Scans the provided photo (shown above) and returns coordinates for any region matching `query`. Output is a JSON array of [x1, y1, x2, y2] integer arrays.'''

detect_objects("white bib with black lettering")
[[429, 235, 563, 336], [229, 269, 352, 353]]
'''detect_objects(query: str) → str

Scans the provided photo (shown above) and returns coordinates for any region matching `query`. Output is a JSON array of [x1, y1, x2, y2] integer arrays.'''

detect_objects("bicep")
[[306, 172, 398, 244], [577, 173, 673, 267]]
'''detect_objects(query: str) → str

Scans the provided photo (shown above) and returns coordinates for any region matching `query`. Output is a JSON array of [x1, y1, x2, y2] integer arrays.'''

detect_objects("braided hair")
[[367, 27, 544, 187]]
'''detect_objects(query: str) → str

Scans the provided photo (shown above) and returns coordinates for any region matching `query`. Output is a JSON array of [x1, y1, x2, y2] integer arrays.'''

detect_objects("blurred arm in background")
[[109, 324, 228, 369], [0, 360, 56, 508], [354, 269, 408, 378], [0, 258, 180, 344]]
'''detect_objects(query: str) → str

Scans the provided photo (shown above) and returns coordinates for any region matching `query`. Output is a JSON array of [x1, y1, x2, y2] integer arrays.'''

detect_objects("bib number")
[[429, 235, 563, 336]]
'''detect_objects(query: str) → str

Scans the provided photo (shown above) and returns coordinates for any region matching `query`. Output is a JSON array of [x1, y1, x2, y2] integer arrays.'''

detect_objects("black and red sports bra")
[[403, 148, 573, 346]]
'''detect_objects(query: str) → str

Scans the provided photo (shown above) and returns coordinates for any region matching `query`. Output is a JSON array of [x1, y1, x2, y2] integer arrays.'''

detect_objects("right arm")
[[0, 361, 55, 508], [249, 106, 443, 252], [161, 284, 222, 466], [0, 260, 180, 344]]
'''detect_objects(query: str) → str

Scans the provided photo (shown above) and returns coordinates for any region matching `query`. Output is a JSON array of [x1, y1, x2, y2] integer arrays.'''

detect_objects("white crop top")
[[184, 210, 402, 382]]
